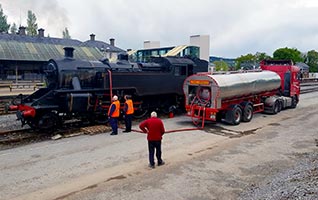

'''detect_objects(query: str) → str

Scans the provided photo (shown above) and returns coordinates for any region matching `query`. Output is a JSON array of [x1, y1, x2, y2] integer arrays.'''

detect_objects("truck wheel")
[[242, 104, 253, 122], [273, 101, 280, 114], [226, 106, 242, 125], [216, 112, 223, 122], [291, 96, 298, 108], [278, 101, 283, 111]]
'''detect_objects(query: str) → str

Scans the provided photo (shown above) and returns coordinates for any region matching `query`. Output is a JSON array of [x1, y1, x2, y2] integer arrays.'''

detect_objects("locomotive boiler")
[[8, 47, 208, 130]]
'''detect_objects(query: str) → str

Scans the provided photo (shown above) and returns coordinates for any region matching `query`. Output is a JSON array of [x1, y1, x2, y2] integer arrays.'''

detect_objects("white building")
[[190, 35, 210, 62], [143, 41, 161, 49]]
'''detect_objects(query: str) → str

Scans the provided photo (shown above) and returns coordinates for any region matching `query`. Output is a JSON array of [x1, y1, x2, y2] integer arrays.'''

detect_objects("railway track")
[[300, 84, 318, 94], [0, 128, 38, 145], [0, 125, 111, 150], [0, 99, 12, 115], [0, 95, 22, 115]]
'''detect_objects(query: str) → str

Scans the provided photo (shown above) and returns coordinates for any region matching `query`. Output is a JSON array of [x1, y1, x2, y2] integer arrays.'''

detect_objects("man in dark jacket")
[[139, 111, 165, 168]]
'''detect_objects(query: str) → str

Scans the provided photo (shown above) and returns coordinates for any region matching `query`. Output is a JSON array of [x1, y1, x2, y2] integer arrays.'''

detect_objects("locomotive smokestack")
[[110, 38, 115, 46], [90, 34, 95, 41], [64, 47, 75, 58]]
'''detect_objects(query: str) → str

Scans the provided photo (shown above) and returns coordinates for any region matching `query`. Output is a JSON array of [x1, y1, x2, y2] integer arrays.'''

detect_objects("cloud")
[[2, 0, 318, 57], [1, 0, 69, 37]]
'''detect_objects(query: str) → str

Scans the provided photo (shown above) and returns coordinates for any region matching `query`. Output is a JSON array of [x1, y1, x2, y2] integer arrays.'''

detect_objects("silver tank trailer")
[[211, 71, 281, 99], [185, 70, 281, 109]]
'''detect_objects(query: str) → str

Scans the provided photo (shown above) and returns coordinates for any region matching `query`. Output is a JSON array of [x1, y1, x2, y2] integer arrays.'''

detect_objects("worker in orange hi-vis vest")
[[123, 95, 134, 133], [108, 95, 120, 135]]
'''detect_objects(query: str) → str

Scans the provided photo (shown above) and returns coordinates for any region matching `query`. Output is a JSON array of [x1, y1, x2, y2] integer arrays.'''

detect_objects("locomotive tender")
[[9, 47, 208, 130], [183, 60, 300, 125]]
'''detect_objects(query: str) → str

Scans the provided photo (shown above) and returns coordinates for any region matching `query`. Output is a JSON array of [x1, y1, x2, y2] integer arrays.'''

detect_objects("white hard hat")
[[112, 95, 118, 101]]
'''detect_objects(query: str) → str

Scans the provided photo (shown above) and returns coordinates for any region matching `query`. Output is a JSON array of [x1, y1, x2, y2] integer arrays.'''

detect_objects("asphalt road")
[[0, 92, 317, 200]]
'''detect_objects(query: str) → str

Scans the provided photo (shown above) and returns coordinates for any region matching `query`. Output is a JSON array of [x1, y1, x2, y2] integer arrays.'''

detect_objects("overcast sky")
[[2, 0, 318, 58]]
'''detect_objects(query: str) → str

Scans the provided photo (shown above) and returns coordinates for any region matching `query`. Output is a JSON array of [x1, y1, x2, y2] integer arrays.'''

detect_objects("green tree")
[[235, 52, 271, 70], [62, 27, 71, 39], [10, 22, 17, 34], [305, 50, 318, 72], [273, 47, 303, 63], [26, 10, 38, 36], [255, 52, 271, 62], [235, 53, 256, 70], [213, 60, 229, 71], [0, 4, 10, 33]]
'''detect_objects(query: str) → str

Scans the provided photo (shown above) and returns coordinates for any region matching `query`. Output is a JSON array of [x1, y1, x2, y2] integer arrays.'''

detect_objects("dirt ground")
[[63, 107, 318, 200], [1, 92, 317, 200]]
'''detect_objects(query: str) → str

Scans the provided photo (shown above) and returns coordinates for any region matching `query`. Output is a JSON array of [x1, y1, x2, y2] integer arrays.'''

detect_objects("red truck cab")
[[260, 60, 300, 105]]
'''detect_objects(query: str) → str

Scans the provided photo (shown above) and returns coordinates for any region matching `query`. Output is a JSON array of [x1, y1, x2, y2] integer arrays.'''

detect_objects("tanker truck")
[[183, 60, 300, 125]]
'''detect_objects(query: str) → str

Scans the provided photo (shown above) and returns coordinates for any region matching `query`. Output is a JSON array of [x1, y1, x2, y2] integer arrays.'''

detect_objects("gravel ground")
[[1, 92, 318, 200], [239, 151, 318, 200], [0, 114, 23, 131]]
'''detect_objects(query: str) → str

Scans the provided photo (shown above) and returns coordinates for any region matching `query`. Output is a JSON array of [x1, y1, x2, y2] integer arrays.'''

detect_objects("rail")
[[301, 77, 318, 83]]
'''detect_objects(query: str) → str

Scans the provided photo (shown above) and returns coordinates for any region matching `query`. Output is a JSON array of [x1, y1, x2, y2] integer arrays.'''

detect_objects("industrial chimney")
[[90, 34, 95, 41], [38, 28, 45, 37], [18, 26, 26, 35], [110, 38, 115, 46]]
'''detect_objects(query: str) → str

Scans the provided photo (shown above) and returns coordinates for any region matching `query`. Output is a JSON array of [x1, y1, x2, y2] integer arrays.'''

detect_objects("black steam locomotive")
[[8, 47, 208, 130]]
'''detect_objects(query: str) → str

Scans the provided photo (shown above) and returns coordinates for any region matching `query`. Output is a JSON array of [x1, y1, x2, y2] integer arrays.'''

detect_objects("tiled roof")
[[0, 33, 124, 61], [296, 62, 309, 71], [0, 32, 82, 46], [0, 40, 103, 61], [81, 40, 125, 52]]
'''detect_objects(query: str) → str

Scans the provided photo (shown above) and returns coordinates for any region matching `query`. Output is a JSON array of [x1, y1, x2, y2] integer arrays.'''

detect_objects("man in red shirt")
[[139, 111, 165, 168]]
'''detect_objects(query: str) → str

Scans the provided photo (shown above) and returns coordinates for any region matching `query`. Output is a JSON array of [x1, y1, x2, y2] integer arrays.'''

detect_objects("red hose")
[[107, 70, 113, 102], [119, 116, 205, 134], [129, 127, 202, 134]]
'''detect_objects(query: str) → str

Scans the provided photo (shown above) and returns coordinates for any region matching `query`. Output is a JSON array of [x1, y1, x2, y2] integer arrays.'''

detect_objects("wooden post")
[[15, 64, 18, 84]]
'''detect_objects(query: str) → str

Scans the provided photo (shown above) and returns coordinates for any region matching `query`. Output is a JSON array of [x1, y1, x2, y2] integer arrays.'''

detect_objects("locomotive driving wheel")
[[133, 101, 149, 119], [38, 112, 60, 132], [27, 119, 38, 129], [133, 109, 148, 119]]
